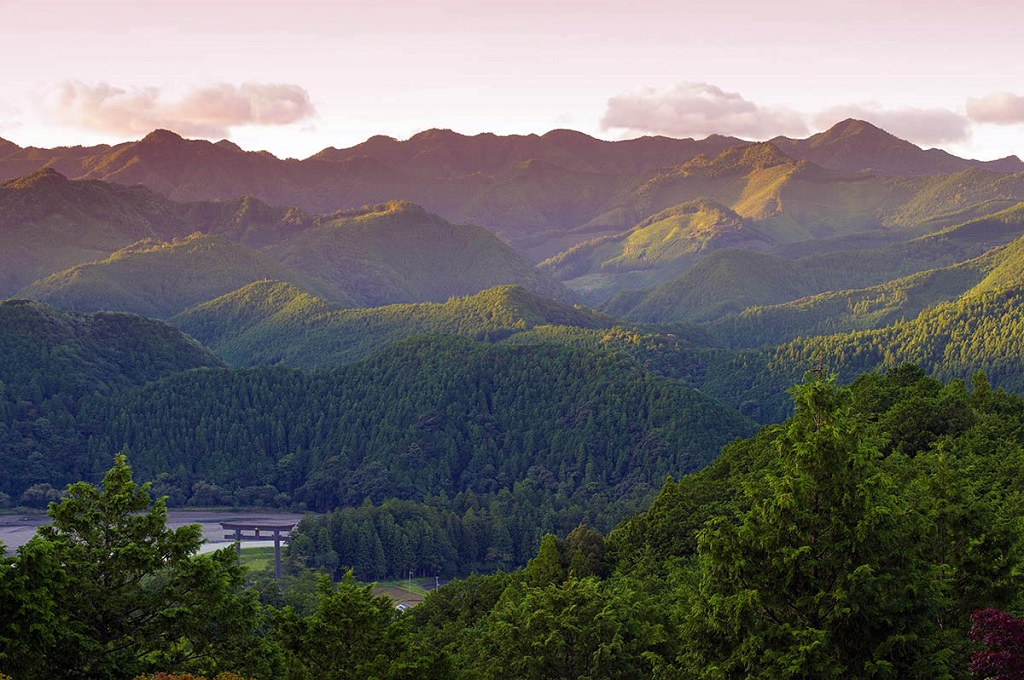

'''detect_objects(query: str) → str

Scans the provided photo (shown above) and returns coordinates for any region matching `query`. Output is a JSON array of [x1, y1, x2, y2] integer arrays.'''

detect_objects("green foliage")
[[274, 571, 443, 680], [612, 369, 1024, 677], [20, 233, 351, 319], [1, 455, 264, 679], [0, 300, 222, 498], [465, 576, 673, 680], [90, 335, 752, 514], [523, 534, 566, 586], [173, 282, 611, 369], [680, 378, 948, 677]]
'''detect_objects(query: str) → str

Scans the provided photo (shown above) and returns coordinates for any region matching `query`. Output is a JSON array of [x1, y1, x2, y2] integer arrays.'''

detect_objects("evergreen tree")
[[680, 376, 950, 678], [2, 455, 262, 679]]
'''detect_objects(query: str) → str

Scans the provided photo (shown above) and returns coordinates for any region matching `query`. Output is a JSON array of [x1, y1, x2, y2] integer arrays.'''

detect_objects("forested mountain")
[[0, 301, 753, 561], [539, 199, 765, 304], [609, 200, 1024, 322], [173, 283, 611, 368], [684, 273, 1024, 422], [0, 168, 193, 296], [0, 129, 738, 258], [1, 172, 572, 310], [257, 200, 573, 305], [531, 146, 1024, 304], [88, 335, 753, 510], [19, 234, 352, 318], [0, 300, 222, 499], [4, 121, 1022, 261], [770, 117, 1024, 176]]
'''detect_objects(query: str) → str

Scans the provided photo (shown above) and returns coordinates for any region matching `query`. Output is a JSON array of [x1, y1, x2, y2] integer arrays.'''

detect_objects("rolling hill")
[[261, 200, 574, 306], [539, 199, 769, 304], [88, 334, 757, 510], [173, 282, 611, 368], [18, 233, 352, 318], [1, 171, 573, 311], [608, 201, 1024, 323], [0, 299, 224, 495]]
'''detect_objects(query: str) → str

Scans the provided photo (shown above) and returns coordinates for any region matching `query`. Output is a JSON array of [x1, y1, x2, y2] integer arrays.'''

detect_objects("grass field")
[[238, 545, 276, 572], [373, 578, 440, 608]]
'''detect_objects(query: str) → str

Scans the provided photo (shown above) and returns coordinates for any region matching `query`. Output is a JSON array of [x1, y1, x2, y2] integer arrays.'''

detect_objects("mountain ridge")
[[0, 171, 573, 309], [4, 120, 1020, 260]]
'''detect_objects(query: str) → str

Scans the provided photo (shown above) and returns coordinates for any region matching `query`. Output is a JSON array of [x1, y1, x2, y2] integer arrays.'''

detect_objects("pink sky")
[[2, 0, 1023, 160]]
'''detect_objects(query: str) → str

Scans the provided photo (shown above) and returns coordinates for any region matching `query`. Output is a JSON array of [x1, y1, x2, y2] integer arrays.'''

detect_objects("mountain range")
[[0, 169, 571, 314], [7, 118, 1024, 523], [3, 119, 1021, 260]]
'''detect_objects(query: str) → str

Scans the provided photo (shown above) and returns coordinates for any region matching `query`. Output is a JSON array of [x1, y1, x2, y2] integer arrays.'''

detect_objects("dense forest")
[[0, 300, 755, 574], [6, 123, 1024, 678], [3, 368, 1023, 678]]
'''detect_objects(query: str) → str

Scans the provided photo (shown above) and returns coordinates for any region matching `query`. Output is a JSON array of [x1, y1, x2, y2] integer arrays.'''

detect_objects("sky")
[[1, 0, 1022, 161]]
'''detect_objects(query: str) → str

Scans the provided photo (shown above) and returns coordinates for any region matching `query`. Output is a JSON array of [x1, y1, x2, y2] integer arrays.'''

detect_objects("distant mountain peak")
[[541, 129, 592, 142], [139, 129, 187, 145], [689, 141, 795, 174], [1, 165, 70, 189], [823, 118, 890, 137], [409, 128, 463, 143], [214, 139, 243, 152], [766, 118, 1024, 176], [808, 118, 909, 150]]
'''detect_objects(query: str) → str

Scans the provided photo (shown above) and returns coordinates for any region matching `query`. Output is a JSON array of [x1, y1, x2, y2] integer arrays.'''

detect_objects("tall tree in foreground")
[[1, 455, 265, 679], [680, 376, 950, 679]]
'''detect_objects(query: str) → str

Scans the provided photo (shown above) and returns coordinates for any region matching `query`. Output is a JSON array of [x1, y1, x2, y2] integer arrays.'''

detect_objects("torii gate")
[[220, 522, 295, 579]]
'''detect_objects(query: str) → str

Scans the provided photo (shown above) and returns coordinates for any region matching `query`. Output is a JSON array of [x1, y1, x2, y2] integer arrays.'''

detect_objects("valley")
[[4, 120, 1024, 678]]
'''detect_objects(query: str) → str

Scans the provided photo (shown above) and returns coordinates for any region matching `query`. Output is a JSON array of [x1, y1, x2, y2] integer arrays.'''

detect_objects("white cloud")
[[600, 82, 809, 139], [812, 105, 971, 146], [42, 81, 316, 138], [967, 92, 1024, 125], [0, 99, 23, 136]]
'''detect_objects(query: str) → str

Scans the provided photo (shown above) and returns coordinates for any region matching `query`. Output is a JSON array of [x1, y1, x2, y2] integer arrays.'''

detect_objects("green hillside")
[[87, 335, 755, 512], [18, 233, 352, 318], [709, 255, 993, 348], [689, 275, 1024, 422], [709, 226, 1024, 348], [0, 171, 574, 312], [0, 168, 192, 296], [0, 300, 223, 496], [263, 200, 574, 305], [173, 282, 612, 368], [540, 199, 770, 303], [610, 201, 1024, 323]]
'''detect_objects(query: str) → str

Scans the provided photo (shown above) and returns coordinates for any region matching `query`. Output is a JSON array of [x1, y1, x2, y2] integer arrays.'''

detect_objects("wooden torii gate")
[[220, 522, 295, 579]]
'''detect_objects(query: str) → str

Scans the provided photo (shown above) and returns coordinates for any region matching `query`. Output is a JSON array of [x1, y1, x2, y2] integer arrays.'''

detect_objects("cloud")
[[812, 105, 971, 146], [42, 81, 316, 138], [967, 92, 1024, 125], [600, 82, 809, 139]]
